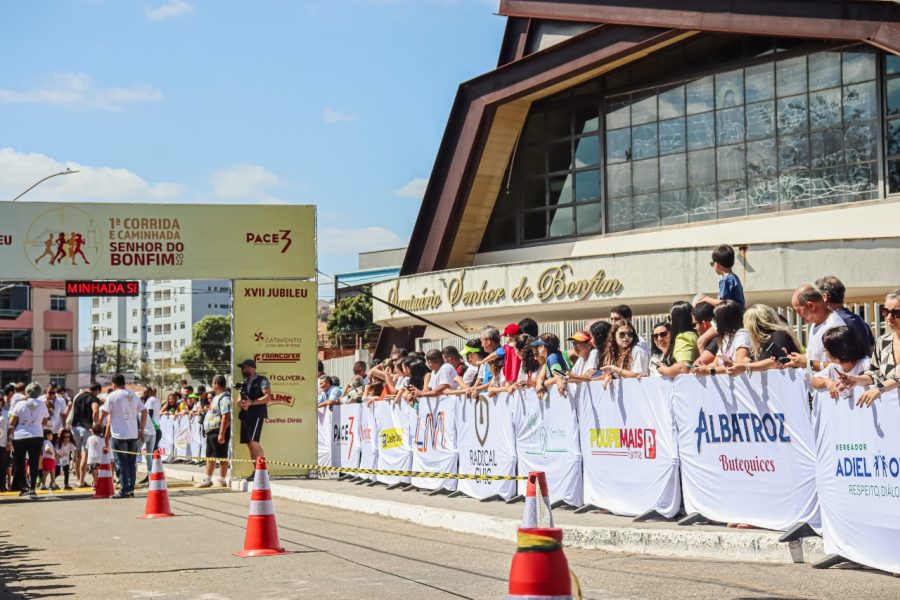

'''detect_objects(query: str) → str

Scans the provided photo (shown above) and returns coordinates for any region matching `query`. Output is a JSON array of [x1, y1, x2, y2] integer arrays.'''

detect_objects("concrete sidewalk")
[[154, 462, 824, 565]]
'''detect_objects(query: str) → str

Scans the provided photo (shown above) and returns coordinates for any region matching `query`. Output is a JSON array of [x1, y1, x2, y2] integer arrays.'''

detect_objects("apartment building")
[[0, 281, 79, 391]]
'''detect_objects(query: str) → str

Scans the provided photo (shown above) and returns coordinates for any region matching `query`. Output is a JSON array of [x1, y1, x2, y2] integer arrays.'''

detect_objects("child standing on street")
[[40, 430, 58, 491], [86, 423, 105, 487], [57, 430, 77, 490]]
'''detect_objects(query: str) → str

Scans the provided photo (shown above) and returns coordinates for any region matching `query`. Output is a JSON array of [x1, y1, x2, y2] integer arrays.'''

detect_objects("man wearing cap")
[[237, 358, 271, 474], [101, 374, 148, 498]]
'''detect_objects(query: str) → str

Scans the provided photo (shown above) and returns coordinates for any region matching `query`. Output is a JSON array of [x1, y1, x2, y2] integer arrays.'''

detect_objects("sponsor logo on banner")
[[694, 408, 791, 453], [269, 374, 306, 382], [523, 414, 568, 458], [333, 416, 356, 459], [380, 428, 403, 450], [253, 352, 301, 364], [246, 229, 293, 253], [252, 331, 304, 348], [833, 441, 900, 499], [25, 206, 104, 272], [415, 411, 448, 452], [475, 395, 490, 447], [589, 428, 657, 460], [268, 391, 295, 407]]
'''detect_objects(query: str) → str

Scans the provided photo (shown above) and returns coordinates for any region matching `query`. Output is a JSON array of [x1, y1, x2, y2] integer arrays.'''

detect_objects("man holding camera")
[[236, 359, 271, 479]]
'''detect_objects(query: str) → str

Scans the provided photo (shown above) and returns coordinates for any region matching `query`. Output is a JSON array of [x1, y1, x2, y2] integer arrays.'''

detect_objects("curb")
[[158, 465, 825, 565]]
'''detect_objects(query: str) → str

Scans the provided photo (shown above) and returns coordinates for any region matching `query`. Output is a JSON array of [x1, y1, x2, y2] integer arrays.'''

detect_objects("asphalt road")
[[0, 488, 897, 600]]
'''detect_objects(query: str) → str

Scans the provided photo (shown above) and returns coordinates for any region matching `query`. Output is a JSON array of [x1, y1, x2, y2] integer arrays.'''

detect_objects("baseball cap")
[[502, 323, 522, 336], [237, 358, 256, 369], [566, 331, 591, 343], [530, 338, 550, 348], [25, 382, 42, 399]]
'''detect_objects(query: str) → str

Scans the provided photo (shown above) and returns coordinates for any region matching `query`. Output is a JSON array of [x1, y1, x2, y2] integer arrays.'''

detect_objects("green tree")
[[327, 294, 373, 346], [180, 315, 231, 383], [96, 343, 140, 373]]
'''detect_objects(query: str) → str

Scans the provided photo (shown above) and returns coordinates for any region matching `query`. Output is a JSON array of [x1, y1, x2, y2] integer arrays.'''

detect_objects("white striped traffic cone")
[[92, 447, 114, 499], [234, 457, 287, 557], [140, 451, 174, 518], [522, 471, 553, 528]]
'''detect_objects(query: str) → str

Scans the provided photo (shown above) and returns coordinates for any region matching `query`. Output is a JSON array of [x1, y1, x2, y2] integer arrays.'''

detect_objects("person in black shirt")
[[237, 359, 271, 475], [70, 383, 101, 488], [816, 275, 876, 355]]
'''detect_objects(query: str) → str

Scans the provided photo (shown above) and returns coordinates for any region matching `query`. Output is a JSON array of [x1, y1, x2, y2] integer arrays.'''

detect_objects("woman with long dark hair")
[[602, 321, 650, 379], [693, 300, 750, 375], [654, 301, 700, 377]]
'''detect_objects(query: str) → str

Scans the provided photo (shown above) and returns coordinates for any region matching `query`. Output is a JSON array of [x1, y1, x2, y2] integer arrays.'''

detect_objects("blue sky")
[[0, 0, 504, 288]]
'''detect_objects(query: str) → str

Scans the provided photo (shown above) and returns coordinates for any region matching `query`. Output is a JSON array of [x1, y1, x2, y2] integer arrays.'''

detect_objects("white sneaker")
[[216, 478, 229, 488], [195, 479, 213, 488]]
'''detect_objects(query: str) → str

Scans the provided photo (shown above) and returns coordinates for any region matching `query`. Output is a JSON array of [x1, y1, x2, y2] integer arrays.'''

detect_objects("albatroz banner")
[[0, 201, 315, 280]]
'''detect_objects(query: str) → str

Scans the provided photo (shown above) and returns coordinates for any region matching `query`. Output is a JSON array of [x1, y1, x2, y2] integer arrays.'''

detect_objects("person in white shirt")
[[56, 429, 77, 490], [414, 349, 459, 398], [0, 384, 13, 492], [100, 374, 148, 498], [602, 322, 650, 380], [86, 424, 105, 485], [137, 387, 162, 485], [812, 326, 871, 400], [786, 284, 846, 374], [9, 382, 50, 496], [9, 382, 27, 410], [610, 305, 651, 356], [40, 385, 68, 437], [567, 331, 597, 377]]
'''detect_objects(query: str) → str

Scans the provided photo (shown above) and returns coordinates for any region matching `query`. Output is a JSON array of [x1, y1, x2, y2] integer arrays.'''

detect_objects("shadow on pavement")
[[0, 533, 75, 598]]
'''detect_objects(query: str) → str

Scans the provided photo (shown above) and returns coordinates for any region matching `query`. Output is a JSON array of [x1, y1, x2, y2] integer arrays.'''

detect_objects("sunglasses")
[[617, 332, 635, 339], [652, 331, 670, 339], [882, 308, 900, 319]]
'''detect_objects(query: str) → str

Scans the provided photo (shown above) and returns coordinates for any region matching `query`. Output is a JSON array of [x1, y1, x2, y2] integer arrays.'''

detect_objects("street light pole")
[[90, 328, 99, 383], [11, 168, 80, 202]]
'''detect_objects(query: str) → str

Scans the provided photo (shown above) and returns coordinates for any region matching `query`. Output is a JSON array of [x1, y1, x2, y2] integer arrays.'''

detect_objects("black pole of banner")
[[90, 329, 98, 383], [115, 341, 122, 374], [319, 269, 466, 339]]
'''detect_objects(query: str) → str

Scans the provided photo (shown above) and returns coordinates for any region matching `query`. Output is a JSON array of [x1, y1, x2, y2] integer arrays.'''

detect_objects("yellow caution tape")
[[108, 448, 526, 481]]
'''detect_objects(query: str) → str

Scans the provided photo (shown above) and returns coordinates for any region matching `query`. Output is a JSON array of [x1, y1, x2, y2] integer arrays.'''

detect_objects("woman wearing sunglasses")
[[838, 289, 900, 407], [601, 321, 650, 380]]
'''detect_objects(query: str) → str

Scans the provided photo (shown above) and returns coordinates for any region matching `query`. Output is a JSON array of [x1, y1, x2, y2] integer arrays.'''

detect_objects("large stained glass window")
[[480, 36, 890, 252]]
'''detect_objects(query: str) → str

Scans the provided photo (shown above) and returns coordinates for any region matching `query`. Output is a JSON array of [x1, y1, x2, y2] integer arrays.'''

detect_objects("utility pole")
[[112, 339, 138, 375], [90, 328, 98, 383]]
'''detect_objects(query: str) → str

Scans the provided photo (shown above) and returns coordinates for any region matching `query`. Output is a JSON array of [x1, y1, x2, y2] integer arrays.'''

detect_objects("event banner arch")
[[0, 202, 315, 280]]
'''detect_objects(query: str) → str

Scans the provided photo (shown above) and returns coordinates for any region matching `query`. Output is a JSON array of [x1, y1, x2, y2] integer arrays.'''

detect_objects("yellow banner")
[[0, 202, 315, 280], [232, 280, 317, 476]]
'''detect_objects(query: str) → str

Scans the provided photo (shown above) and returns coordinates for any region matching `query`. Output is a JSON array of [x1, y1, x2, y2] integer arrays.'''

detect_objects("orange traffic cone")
[[234, 457, 287, 557], [140, 451, 174, 518], [508, 528, 574, 599], [92, 447, 115, 499], [522, 471, 553, 528]]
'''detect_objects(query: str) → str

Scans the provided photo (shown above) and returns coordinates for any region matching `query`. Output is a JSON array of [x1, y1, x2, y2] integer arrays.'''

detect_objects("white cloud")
[[394, 177, 428, 200], [209, 163, 284, 203], [318, 226, 405, 256], [323, 107, 357, 124], [145, 0, 193, 21], [0, 73, 161, 112], [0, 147, 183, 202]]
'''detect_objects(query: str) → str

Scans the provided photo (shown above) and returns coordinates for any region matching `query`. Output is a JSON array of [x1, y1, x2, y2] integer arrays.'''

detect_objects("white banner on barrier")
[[411, 396, 458, 491], [332, 404, 362, 469], [671, 370, 820, 530], [175, 415, 191, 459], [359, 402, 378, 480], [316, 406, 333, 467], [456, 394, 517, 501], [375, 400, 412, 485], [514, 388, 583, 507], [578, 378, 681, 517], [814, 387, 900, 573], [191, 415, 204, 460], [158, 414, 175, 462]]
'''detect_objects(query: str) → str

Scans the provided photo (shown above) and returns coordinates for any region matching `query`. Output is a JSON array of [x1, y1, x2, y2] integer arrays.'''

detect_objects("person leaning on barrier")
[[785, 284, 846, 374], [816, 275, 875, 355], [654, 301, 699, 378], [316, 375, 342, 408], [693, 300, 750, 376], [838, 288, 900, 407], [725, 304, 802, 375], [413, 349, 458, 399], [811, 326, 871, 400]]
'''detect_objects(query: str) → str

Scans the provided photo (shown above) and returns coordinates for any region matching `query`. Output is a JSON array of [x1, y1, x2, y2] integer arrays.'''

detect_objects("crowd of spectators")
[[317, 245, 900, 411]]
